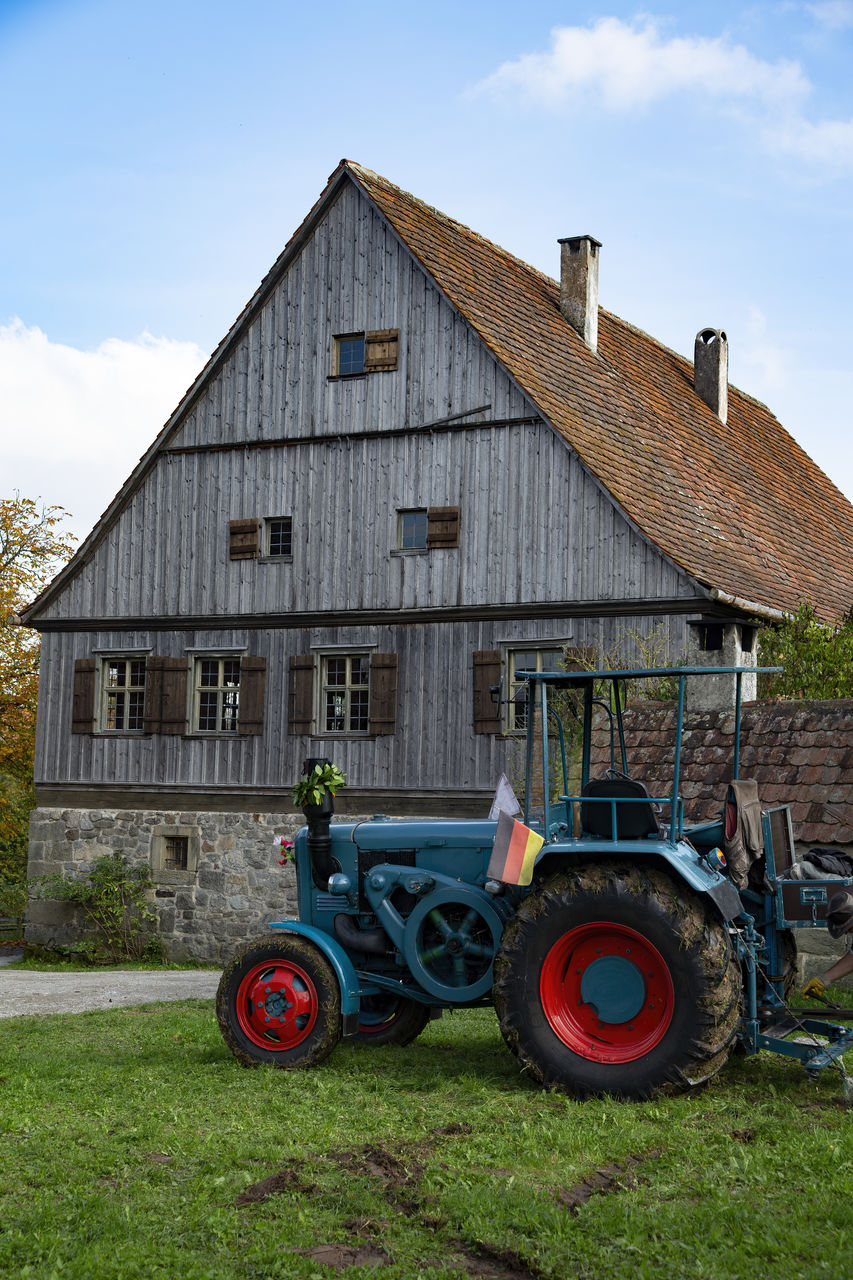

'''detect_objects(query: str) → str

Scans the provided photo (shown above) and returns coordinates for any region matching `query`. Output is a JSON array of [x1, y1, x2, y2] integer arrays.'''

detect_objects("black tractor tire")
[[217, 934, 341, 1069], [353, 994, 431, 1046], [493, 863, 741, 1100]]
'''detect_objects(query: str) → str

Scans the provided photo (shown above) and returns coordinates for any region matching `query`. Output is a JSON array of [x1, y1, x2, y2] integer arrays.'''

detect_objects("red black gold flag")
[[487, 811, 545, 886]]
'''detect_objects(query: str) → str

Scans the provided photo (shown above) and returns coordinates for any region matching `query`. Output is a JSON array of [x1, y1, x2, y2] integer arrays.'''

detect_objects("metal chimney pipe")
[[694, 328, 728, 423]]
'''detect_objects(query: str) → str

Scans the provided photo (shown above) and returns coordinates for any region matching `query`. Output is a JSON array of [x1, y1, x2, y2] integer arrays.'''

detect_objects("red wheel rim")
[[358, 995, 403, 1035], [235, 959, 318, 1051], [540, 922, 674, 1063]]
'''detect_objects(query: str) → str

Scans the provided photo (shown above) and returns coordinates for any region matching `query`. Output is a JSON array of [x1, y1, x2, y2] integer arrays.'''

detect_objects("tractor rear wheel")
[[354, 994, 431, 1046], [217, 935, 341, 1068], [494, 863, 741, 1100]]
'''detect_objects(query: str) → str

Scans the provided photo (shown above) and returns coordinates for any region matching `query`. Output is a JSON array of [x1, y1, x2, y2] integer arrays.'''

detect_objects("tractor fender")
[[534, 840, 743, 922], [267, 920, 362, 1033]]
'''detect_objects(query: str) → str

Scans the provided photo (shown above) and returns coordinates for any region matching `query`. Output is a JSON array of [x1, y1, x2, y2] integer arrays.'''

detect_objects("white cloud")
[[763, 114, 853, 165], [474, 18, 808, 111], [806, 2, 853, 30], [473, 16, 853, 170], [0, 320, 207, 538]]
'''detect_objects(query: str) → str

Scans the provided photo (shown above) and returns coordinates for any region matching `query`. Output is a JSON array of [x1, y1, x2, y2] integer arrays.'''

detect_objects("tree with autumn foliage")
[[0, 497, 76, 902]]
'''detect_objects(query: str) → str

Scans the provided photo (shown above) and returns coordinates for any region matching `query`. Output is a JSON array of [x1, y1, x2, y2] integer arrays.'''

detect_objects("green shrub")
[[32, 852, 161, 965], [758, 600, 853, 700]]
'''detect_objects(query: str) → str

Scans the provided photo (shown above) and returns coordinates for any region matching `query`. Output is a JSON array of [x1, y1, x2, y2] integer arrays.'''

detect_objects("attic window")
[[266, 517, 292, 558], [333, 330, 399, 378], [336, 334, 365, 376]]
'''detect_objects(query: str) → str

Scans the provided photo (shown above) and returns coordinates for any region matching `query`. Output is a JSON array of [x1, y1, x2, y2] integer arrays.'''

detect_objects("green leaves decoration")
[[291, 763, 347, 808]]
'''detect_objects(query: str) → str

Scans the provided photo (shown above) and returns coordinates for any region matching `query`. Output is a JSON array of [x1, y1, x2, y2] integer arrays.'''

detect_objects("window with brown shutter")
[[288, 655, 315, 735], [364, 329, 399, 372], [71, 658, 96, 734], [144, 657, 189, 735], [369, 653, 398, 735], [229, 518, 260, 560], [473, 650, 502, 735], [427, 506, 460, 548]]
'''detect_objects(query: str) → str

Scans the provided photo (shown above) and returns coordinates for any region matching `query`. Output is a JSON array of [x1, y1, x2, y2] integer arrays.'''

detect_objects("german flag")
[[487, 811, 545, 886]]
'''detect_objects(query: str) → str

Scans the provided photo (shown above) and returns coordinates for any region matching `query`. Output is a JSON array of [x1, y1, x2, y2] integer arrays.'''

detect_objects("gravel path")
[[0, 959, 220, 1018]]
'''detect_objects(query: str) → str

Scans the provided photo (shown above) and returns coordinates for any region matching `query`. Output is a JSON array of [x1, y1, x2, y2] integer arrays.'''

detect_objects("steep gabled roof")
[[24, 159, 853, 623], [346, 162, 853, 622]]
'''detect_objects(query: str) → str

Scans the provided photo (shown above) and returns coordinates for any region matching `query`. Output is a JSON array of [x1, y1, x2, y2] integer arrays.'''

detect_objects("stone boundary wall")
[[27, 807, 372, 964]]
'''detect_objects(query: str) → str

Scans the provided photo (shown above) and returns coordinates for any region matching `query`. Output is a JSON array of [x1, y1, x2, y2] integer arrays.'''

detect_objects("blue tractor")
[[216, 666, 853, 1098]]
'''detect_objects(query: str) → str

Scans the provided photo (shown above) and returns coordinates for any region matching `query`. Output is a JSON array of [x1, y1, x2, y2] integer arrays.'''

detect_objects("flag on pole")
[[488, 773, 521, 821], [487, 811, 545, 887]]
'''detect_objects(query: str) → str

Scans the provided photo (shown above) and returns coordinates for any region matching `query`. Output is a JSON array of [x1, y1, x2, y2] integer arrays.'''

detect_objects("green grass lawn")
[[1, 999, 851, 1280]]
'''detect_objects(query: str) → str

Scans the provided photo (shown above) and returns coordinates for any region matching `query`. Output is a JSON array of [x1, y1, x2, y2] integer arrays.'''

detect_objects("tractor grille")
[[357, 847, 416, 912]]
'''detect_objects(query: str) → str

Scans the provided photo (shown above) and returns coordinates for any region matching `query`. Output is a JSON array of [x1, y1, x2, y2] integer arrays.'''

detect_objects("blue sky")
[[1, 0, 852, 548]]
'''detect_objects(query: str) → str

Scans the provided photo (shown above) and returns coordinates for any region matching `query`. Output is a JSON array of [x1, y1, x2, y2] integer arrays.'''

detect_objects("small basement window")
[[163, 835, 189, 871], [151, 826, 200, 884]]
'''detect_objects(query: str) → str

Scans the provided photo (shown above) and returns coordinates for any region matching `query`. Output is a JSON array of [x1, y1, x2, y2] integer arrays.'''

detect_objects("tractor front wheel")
[[217, 935, 341, 1068], [354, 994, 431, 1046], [494, 864, 741, 1100]]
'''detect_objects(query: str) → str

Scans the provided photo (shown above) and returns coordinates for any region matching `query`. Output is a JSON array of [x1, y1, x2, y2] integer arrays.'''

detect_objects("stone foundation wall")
[[26, 807, 309, 964]]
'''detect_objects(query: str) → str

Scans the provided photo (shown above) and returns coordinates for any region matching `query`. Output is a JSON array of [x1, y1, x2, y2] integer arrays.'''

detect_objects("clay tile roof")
[[346, 162, 853, 622]]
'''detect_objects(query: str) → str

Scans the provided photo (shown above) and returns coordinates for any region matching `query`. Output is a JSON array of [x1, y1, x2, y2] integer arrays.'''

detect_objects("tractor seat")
[[580, 777, 660, 840]]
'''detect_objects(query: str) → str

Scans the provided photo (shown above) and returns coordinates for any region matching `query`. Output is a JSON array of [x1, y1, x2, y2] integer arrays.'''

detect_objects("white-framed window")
[[265, 516, 293, 558], [101, 657, 147, 732], [397, 508, 428, 550], [507, 647, 565, 731], [321, 653, 370, 733], [194, 658, 241, 733]]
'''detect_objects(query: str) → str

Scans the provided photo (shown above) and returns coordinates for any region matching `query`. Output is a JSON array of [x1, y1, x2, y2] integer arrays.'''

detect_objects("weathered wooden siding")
[[35, 179, 695, 623], [34, 613, 691, 796]]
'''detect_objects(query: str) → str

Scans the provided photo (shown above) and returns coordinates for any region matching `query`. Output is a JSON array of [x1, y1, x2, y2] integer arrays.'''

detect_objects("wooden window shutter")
[[473, 650, 502, 735], [288, 655, 314, 735], [229, 518, 260, 560], [369, 653, 398, 736], [364, 329, 399, 372], [427, 506, 460, 548], [71, 658, 96, 734], [144, 657, 188, 735], [238, 657, 267, 736]]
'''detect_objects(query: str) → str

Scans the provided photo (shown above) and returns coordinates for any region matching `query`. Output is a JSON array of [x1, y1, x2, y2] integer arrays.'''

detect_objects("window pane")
[[325, 691, 346, 732], [128, 691, 145, 730], [350, 655, 370, 685], [268, 517, 292, 557], [223, 660, 241, 687], [349, 688, 369, 732], [106, 661, 125, 688], [540, 649, 564, 672], [326, 657, 347, 686], [198, 691, 218, 731], [400, 510, 427, 549], [129, 660, 146, 685], [199, 660, 219, 688], [338, 337, 365, 375]]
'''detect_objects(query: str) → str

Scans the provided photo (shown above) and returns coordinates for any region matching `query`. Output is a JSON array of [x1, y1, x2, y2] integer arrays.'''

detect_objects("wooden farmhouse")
[[21, 160, 853, 959]]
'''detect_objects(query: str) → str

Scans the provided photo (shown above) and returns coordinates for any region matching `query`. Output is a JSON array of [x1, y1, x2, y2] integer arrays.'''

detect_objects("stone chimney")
[[694, 328, 728, 423], [686, 620, 758, 712], [559, 235, 601, 354]]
